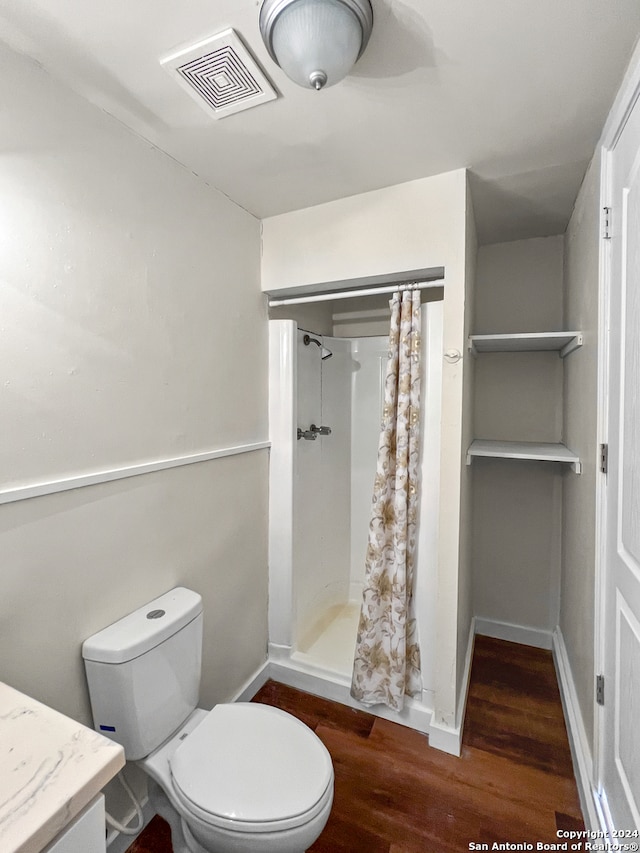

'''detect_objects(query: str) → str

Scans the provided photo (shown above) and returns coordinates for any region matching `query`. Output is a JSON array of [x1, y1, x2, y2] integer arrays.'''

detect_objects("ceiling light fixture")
[[259, 0, 373, 91]]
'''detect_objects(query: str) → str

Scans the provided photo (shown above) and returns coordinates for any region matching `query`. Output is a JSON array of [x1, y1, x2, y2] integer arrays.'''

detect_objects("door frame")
[[594, 39, 640, 825]]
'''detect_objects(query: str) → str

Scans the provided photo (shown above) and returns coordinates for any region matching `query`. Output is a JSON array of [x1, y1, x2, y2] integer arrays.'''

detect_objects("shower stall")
[[268, 301, 443, 731]]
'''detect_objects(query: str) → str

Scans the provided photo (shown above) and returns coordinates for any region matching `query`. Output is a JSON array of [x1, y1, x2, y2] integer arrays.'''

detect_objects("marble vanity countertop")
[[0, 681, 125, 853]]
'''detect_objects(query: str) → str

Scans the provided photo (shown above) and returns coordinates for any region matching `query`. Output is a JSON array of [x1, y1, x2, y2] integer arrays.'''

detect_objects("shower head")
[[303, 333, 332, 360]]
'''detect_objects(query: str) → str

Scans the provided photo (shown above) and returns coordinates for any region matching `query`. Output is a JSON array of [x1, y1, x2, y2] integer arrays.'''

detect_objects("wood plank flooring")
[[126, 636, 584, 852]]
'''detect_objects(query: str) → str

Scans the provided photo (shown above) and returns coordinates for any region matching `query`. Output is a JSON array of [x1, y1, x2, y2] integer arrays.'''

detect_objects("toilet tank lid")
[[82, 587, 203, 664]]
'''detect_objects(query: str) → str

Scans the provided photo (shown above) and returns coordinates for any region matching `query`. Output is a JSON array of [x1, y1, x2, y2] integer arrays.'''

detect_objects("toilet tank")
[[82, 587, 203, 760]]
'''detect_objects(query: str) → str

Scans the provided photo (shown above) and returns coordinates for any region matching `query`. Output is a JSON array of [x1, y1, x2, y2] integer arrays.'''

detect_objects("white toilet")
[[82, 588, 334, 853]]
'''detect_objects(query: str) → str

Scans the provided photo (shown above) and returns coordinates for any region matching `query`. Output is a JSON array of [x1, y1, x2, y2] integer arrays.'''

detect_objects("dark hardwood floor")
[[126, 636, 584, 852]]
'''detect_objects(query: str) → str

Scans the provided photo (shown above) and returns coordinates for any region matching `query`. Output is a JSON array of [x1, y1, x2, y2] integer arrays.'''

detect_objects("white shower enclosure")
[[268, 302, 443, 731]]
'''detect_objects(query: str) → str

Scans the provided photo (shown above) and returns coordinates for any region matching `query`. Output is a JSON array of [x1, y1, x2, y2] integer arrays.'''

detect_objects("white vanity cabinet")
[[0, 682, 124, 853], [42, 796, 105, 853]]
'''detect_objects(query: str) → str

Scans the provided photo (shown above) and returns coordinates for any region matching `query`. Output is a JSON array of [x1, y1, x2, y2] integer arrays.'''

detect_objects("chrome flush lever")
[[310, 424, 332, 436]]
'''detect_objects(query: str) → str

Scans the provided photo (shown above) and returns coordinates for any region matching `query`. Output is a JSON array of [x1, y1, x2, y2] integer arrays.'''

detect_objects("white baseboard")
[[475, 617, 553, 650], [429, 618, 476, 757], [552, 628, 601, 831], [229, 660, 271, 702], [106, 795, 153, 853], [268, 641, 293, 663], [428, 718, 462, 755], [268, 659, 350, 698], [456, 617, 476, 745]]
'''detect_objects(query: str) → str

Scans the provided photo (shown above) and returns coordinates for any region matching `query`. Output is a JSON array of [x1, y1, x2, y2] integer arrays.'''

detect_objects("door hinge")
[[600, 443, 608, 474], [596, 674, 605, 706], [602, 207, 612, 239]]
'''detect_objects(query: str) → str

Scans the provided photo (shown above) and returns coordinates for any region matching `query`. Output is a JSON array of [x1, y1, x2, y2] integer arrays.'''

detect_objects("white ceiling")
[[2, 0, 640, 244]]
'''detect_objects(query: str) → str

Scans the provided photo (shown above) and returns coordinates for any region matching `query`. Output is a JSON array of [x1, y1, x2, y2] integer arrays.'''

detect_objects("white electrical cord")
[[105, 771, 144, 836]]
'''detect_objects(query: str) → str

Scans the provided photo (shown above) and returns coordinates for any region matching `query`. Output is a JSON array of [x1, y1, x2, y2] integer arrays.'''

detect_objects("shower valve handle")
[[297, 428, 317, 441], [310, 424, 332, 436]]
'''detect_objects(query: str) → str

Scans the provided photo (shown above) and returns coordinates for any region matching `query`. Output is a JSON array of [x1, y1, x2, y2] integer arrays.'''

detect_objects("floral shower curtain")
[[350, 288, 422, 711]]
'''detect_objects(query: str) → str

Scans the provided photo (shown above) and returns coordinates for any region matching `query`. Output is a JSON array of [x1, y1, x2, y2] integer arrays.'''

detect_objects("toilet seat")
[[169, 703, 334, 834]]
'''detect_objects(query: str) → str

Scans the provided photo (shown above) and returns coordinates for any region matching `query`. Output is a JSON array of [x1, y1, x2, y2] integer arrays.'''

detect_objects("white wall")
[[561, 154, 600, 751], [261, 173, 458, 294], [0, 39, 268, 815], [473, 460, 563, 629], [269, 301, 335, 336], [471, 236, 565, 636], [415, 302, 445, 705], [331, 290, 445, 338], [457, 188, 477, 712], [1, 51, 266, 489], [0, 454, 268, 720], [262, 171, 472, 734]]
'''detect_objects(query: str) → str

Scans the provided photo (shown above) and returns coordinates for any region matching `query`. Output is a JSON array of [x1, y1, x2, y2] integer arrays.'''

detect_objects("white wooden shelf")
[[466, 440, 581, 474], [468, 331, 583, 358]]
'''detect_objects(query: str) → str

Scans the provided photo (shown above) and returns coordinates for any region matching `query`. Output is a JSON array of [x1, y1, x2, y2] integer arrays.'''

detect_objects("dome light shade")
[[259, 0, 373, 90]]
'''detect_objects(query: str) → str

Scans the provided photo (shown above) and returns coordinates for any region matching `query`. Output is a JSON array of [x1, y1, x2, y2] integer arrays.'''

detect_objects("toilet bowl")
[[142, 705, 334, 853], [82, 588, 334, 853]]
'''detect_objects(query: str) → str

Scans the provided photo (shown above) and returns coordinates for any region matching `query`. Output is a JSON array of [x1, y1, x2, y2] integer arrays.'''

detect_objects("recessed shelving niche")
[[466, 330, 583, 474]]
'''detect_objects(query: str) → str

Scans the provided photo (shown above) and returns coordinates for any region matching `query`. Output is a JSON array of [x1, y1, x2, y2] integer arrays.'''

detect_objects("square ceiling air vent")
[[160, 29, 277, 120]]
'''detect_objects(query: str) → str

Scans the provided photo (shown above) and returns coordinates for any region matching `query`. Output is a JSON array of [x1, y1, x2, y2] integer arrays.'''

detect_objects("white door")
[[600, 89, 640, 831]]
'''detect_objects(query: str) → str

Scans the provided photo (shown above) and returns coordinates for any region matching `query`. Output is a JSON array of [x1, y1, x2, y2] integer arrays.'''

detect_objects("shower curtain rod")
[[267, 278, 445, 308]]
